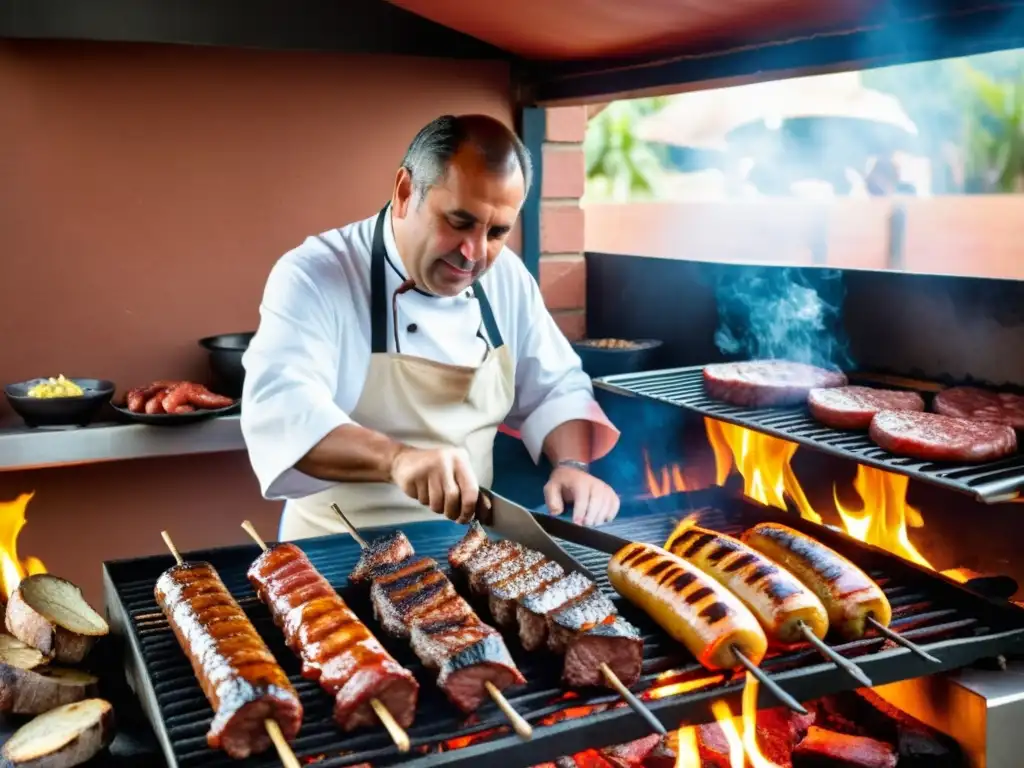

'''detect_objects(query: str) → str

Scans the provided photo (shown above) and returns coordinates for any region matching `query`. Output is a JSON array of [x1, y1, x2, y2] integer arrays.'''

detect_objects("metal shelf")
[[0, 415, 244, 472], [594, 366, 1024, 505]]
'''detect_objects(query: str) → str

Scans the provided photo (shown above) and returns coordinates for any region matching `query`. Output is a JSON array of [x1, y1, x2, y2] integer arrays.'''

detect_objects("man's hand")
[[389, 446, 479, 523], [544, 466, 620, 527]]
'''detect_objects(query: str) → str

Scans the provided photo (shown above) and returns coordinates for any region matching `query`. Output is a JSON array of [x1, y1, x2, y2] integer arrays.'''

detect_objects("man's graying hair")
[[401, 114, 533, 200]]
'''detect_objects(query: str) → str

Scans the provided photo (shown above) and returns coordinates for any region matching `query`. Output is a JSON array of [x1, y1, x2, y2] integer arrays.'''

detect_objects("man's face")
[[392, 146, 525, 297]]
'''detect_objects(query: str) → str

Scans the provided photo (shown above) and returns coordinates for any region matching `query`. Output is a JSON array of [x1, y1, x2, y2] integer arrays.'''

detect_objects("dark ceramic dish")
[[198, 332, 253, 399], [110, 399, 240, 427], [570, 339, 664, 379], [4, 378, 116, 428]]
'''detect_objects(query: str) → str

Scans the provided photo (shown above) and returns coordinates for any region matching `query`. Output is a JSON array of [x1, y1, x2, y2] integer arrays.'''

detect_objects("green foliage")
[[958, 61, 1024, 193], [583, 98, 668, 201]]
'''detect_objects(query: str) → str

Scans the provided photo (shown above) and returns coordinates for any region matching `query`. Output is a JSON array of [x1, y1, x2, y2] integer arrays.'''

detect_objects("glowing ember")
[[644, 451, 689, 498], [940, 567, 974, 583], [704, 418, 821, 523], [740, 673, 782, 768], [710, 700, 746, 768], [674, 726, 700, 767], [0, 493, 46, 601], [833, 465, 933, 569], [645, 673, 725, 700]]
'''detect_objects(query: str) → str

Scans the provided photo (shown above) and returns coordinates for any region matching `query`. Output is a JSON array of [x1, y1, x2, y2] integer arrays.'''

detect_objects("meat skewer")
[[330, 504, 533, 739], [741, 523, 940, 663], [447, 523, 665, 737], [664, 517, 874, 687], [239, 521, 414, 753], [608, 541, 808, 715], [156, 531, 303, 767]]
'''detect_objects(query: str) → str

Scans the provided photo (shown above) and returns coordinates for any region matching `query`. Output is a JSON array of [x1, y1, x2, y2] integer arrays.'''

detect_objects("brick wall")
[[538, 106, 587, 340]]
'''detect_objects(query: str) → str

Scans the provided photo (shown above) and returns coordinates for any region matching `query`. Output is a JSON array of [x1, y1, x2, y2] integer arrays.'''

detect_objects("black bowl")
[[198, 332, 253, 399], [570, 339, 664, 379], [4, 378, 116, 428]]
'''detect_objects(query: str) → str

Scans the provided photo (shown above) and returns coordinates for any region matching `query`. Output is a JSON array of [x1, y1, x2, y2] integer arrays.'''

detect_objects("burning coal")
[[713, 268, 853, 370]]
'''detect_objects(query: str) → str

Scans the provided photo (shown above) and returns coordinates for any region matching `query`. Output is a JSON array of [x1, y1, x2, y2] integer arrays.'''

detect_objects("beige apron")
[[280, 205, 515, 540]]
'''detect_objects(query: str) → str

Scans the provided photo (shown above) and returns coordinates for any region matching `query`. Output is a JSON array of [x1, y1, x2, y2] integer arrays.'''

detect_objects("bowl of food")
[[570, 338, 664, 379], [198, 332, 253, 399], [4, 376, 116, 428]]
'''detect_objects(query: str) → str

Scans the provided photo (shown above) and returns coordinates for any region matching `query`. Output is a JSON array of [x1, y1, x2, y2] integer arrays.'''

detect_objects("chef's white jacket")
[[241, 209, 619, 501]]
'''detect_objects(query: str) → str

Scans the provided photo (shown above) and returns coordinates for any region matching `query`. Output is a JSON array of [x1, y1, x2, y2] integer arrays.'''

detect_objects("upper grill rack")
[[103, 503, 1024, 768], [595, 365, 1024, 504]]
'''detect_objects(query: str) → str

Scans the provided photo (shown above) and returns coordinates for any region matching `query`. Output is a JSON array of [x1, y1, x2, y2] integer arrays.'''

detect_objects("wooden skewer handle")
[[264, 719, 301, 768], [485, 681, 532, 739], [371, 698, 411, 753]]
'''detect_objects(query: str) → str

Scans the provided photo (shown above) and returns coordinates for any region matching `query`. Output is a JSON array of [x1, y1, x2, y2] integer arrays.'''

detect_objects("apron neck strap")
[[370, 203, 506, 354]]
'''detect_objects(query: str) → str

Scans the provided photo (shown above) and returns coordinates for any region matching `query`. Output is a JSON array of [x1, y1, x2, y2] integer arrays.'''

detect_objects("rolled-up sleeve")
[[241, 252, 351, 500], [503, 263, 620, 464]]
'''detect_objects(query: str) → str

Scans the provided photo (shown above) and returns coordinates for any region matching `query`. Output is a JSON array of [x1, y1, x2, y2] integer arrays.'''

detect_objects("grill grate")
[[104, 500, 1024, 768], [595, 365, 1024, 503]]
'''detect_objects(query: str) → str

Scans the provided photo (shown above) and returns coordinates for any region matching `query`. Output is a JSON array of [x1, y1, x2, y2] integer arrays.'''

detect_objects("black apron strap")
[[369, 204, 390, 354], [472, 282, 505, 350]]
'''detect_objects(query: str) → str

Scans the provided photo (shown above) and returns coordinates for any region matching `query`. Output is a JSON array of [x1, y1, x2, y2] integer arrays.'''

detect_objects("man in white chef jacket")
[[241, 114, 621, 540]]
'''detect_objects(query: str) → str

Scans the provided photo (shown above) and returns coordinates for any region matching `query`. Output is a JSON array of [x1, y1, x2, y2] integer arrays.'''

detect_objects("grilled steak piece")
[[489, 559, 565, 628], [350, 533, 525, 713], [369, 556, 465, 638], [517, 572, 595, 652], [563, 617, 643, 688], [547, 589, 619, 654], [934, 386, 1024, 430], [808, 386, 925, 430], [247, 543, 418, 731], [350, 531, 414, 584], [704, 360, 847, 407], [155, 562, 303, 759], [409, 616, 524, 712], [869, 410, 1018, 463], [448, 521, 490, 568], [462, 540, 524, 593], [449, 527, 643, 688]]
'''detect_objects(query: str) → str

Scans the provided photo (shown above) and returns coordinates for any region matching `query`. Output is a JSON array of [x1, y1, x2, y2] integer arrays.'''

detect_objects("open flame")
[[0, 493, 46, 601], [644, 451, 689, 498], [674, 726, 699, 767], [700, 418, 935, 571], [704, 418, 821, 524], [833, 465, 933, 569]]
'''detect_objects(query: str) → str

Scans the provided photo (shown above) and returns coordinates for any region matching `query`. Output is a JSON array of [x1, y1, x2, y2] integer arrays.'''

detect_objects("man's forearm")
[[542, 420, 593, 466], [295, 423, 405, 483]]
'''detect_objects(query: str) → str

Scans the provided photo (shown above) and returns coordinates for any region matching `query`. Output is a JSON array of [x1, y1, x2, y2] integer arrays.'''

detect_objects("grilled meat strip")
[[247, 543, 419, 730], [449, 523, 643, 689], [350, 532, 525, 713], [155, 561, 303, 759]]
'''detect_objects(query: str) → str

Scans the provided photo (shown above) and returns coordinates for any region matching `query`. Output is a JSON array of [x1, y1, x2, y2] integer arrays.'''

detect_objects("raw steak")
[[808, 386, 925, 430], [868, 410, 1017, 463], [933, 386, 1024, 430], [703, 360, 848, 407]]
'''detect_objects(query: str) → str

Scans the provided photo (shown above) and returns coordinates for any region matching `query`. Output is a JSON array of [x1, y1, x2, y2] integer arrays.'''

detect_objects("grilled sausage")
[[740, 523, 892, 640], [665, 522, 829, 645], [155, 562, 303, 759], [608, 542, 767, 670], [248, 543, 419, 730]]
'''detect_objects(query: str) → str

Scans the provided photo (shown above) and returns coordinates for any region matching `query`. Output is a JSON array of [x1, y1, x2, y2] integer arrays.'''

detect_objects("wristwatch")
[[556, 459, 590, 473]]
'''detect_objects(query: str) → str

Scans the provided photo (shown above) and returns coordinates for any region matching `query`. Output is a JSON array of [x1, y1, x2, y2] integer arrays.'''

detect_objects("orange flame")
[[703, 417, 937, 570], [674, 726, 700, 768], [644, 451, 688, 498], [702, 674, 783, 768], [0, 493, 47, 601], [833, 465, 933, 569], [704, 418, 821, 524]]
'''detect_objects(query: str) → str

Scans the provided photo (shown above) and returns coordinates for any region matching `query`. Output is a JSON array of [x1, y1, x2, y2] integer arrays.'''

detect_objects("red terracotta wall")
[[0, 40, 513, 605], [539, 107, 588, 339]]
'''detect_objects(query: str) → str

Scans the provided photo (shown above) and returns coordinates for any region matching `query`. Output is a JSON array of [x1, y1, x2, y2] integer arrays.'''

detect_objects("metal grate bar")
[[595, 366, 1024, 503], [103, 502, 1024, 768]]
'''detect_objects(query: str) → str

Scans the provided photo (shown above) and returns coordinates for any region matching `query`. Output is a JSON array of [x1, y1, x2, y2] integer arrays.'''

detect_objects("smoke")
[[713, 268, 854, 370]]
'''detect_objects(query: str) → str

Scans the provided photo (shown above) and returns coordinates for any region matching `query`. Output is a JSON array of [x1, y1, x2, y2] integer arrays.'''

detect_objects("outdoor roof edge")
[[3, 0, 1024, 103]]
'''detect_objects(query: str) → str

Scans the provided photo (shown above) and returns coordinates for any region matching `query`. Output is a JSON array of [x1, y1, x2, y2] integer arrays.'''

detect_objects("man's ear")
[[392, 168, 414, 219]]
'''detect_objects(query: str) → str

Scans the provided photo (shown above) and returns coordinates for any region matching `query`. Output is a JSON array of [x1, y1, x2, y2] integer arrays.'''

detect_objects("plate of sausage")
[[112, 380, 239, 426]]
